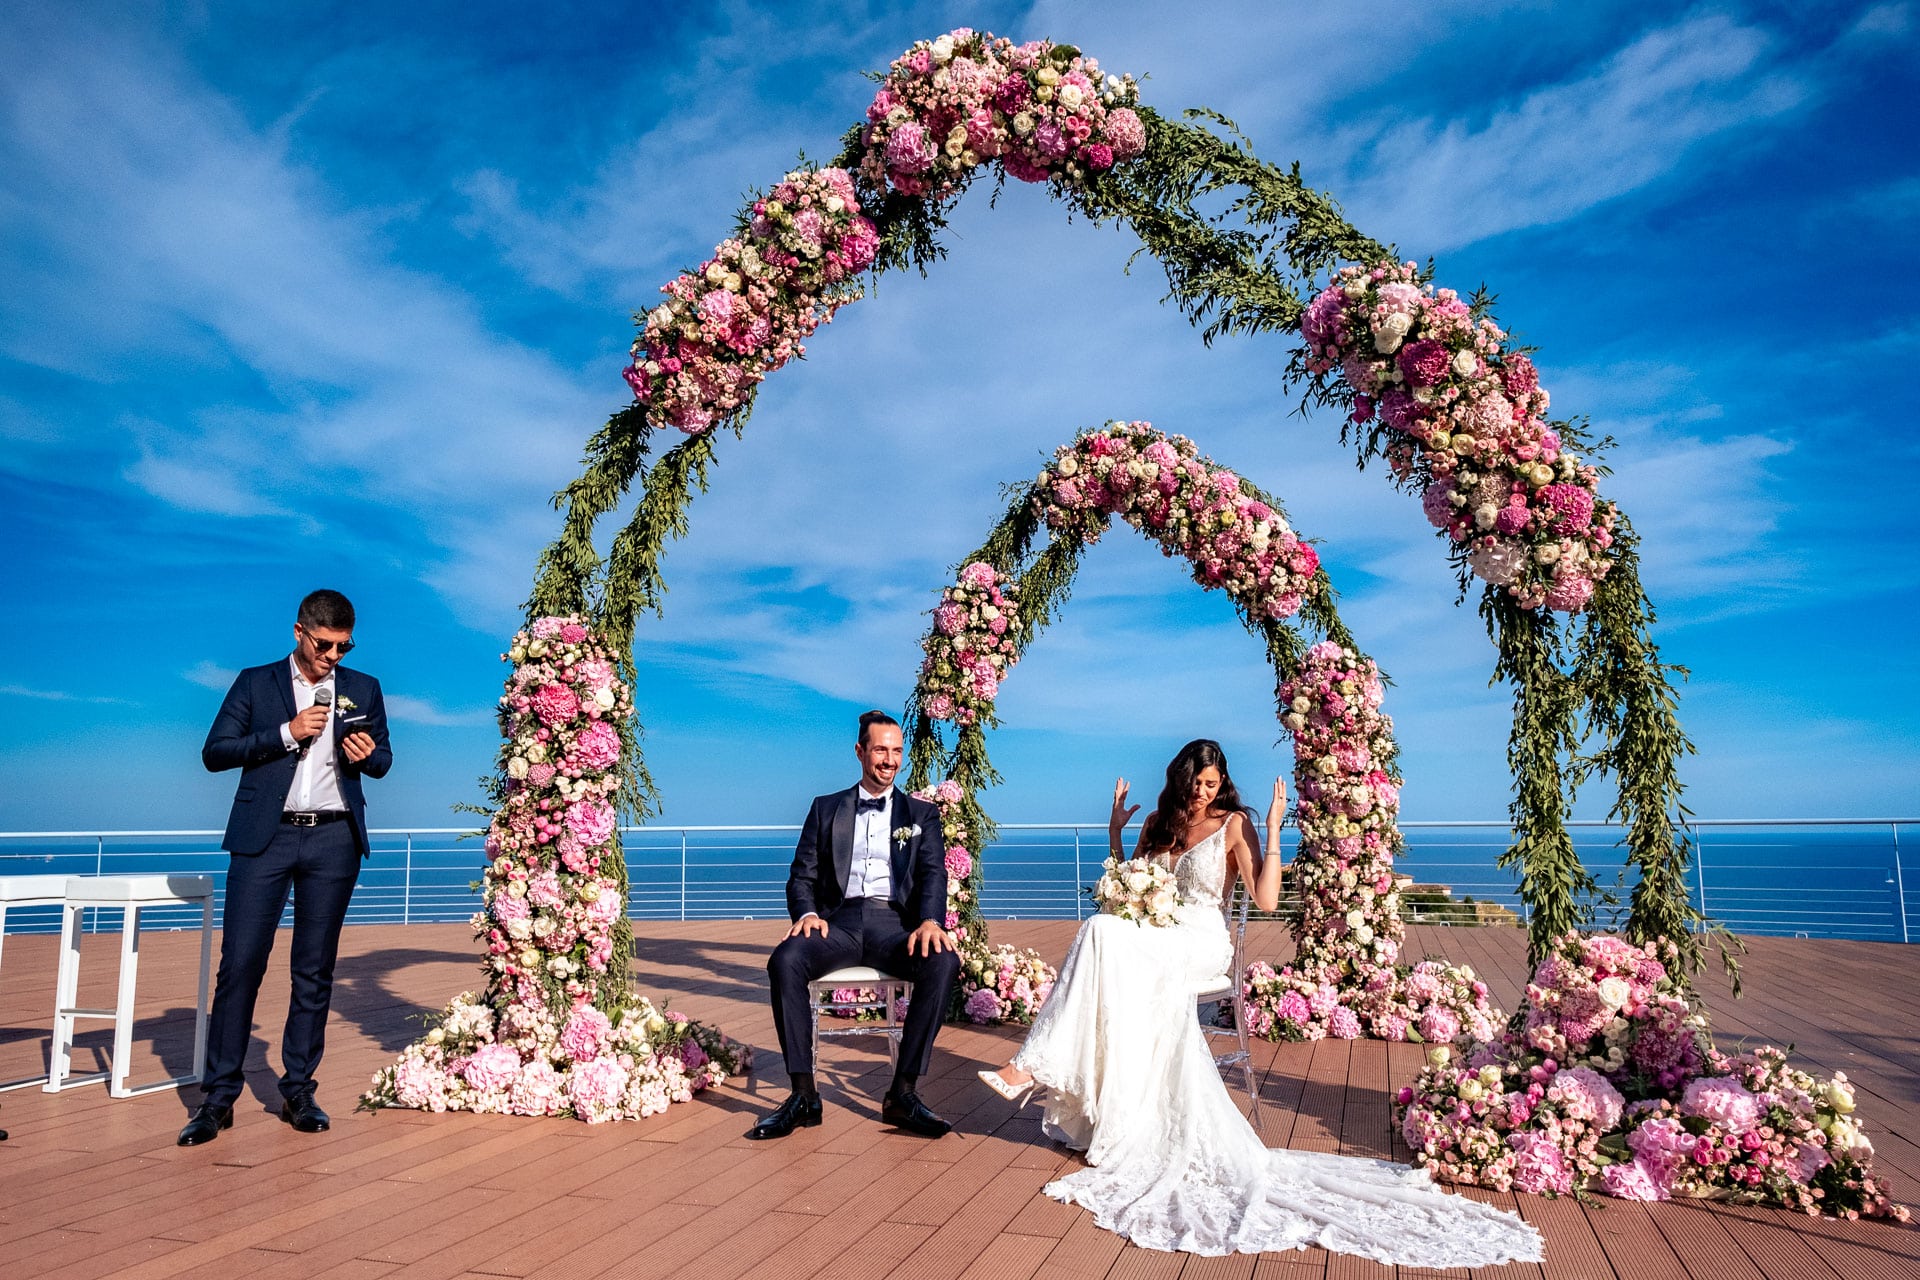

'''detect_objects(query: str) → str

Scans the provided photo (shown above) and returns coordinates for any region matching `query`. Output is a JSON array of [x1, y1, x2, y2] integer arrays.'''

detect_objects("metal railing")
[[0, 819, 1913, 943]]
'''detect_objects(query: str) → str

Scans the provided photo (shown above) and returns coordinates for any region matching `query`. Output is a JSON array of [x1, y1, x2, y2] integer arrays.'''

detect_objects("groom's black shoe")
[[880, 1089, 951, 1138], [177, 1102, 233, 1146], [280, 1091, 331, 1133], [746, 1091, 823, 1140]]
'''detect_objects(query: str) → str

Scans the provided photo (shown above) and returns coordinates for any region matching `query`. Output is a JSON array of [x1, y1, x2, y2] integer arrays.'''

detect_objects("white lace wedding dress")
[[1012, 824, 1543, 1265]]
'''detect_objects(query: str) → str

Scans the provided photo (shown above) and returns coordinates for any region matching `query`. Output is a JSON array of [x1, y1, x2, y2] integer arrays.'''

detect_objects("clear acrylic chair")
[[807, 964, 913, 1071], [1196, 881, 1262, 1128]]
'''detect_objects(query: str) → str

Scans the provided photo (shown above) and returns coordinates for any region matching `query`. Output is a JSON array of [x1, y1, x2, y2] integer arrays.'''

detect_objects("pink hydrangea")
[[509, 1060, 566, 1116], [1552, 1066, 1625, 1130], [1540, 483, 1595, 531], [944, 847, 973, 879], [559, 1007, 612, 1062], [530, 683, 581, 727], [1508, 1130, 1575, 1195], [573, 720, 621, 771], [565, 798, 617, 847], [1680, 1077, 1760, 1133], [566, 1055, 631, 1122], [461, 1042, 522, 1095], [1417, 1006, 1462, 1045], [1104, 107, 1146, 159], [394, 1051, 450, 1110], [1397, 339, 1451, 388], [1328, 1007, 1362, 1039], [1601, 1155, 1671, 1201]]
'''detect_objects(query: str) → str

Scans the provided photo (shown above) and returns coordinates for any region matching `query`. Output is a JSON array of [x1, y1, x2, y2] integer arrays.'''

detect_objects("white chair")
[[1196, 882, 1262, 1129], [808, 965, 913, 1070], [0, 875, 72, 1092], [44, 875, 215, 1098]]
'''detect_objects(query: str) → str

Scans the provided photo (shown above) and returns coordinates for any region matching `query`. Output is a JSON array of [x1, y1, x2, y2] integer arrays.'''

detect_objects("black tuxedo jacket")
[[202, 659, 393, 858], [787, 786, 947, 928]]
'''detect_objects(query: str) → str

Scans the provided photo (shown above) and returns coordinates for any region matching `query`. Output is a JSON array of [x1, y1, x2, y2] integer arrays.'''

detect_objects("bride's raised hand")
[[1108, 778, 1141, 852], [1268, 776, 1287, 820]]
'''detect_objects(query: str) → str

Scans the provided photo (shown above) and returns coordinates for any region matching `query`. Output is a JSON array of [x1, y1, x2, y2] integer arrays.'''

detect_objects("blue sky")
[[3, 0, 1916, 834]]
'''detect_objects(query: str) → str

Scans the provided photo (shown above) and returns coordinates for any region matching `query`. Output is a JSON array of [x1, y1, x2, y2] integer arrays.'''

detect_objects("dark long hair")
[[1140, 739, 1246, 855]]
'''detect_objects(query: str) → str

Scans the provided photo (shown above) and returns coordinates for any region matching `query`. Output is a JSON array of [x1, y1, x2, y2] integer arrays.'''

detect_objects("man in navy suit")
[[748, 710, 960, 1140], [178, 589, 392, 1146]]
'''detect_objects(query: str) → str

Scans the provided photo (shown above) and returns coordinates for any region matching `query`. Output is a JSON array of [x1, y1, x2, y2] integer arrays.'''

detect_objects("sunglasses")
[[300, 628, 356, 656]]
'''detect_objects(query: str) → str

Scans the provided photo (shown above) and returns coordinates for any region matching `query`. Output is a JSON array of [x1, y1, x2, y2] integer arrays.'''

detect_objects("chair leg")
[[44, 903, 84, 1092], [809, 984, 821, 1075], [190, 897, 212, 1083], [109, 904, 140, 1098]]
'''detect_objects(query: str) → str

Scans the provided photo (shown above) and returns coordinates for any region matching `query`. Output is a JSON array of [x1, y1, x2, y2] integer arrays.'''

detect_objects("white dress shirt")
[[277, 656, 347, 813], [844, 786, 893, 902]]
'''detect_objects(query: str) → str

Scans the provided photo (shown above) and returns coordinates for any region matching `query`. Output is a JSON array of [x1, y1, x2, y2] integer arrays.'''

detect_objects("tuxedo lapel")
[[888, 789, 913, 893], [829, 788, 856, 894], [275, 658, 298, 723]]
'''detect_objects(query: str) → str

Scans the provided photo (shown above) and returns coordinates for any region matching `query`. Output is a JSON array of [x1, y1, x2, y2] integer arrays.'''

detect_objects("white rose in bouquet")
[[1092, 855, 1178, 927]]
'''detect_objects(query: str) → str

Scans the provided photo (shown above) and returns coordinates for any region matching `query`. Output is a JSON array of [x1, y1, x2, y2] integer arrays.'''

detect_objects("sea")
[[1, 821, 1913, 945]]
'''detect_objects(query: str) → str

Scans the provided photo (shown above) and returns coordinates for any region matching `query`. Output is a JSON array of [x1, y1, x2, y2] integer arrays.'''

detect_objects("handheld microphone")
[[301, 687, 333, 756]]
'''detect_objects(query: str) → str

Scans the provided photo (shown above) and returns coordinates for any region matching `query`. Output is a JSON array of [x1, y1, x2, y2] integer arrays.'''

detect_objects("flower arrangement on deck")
[[1395, 933, 1910, 1220]]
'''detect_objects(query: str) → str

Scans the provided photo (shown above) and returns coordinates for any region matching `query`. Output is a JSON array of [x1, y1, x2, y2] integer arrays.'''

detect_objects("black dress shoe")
[[880, 1089, 951, 1138], [745, 1091, 823, 1140], [177, 1103, 233, 1146], [280, 1093, 331, 1133]]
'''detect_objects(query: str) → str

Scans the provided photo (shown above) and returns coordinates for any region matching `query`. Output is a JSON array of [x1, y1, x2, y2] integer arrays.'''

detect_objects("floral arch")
[[897, 421, 1495, 1040], [363, 27, 1719, 1125]]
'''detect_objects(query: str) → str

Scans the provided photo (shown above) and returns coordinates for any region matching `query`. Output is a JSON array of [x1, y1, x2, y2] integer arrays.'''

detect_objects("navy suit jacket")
[[786, 786, 947, 928], [202, 660, 393, 858]]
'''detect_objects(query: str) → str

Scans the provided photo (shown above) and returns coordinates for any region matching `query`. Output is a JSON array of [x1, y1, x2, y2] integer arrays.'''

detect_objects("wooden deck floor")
[[0, 920, 1915, 1280]]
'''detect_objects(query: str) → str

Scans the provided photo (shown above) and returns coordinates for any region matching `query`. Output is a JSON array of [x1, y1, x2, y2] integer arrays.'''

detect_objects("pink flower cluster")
[[911, 778, 1058, 1025], [1281, 641, 1405, 975], [961, 943, 1058, 1024], [363, 617, 749, 1122], [917, 562, 1018, 725], [1394, 933, 1909, 1221], [1036, 422, 1322, 621], [859, 30, 1145, 202], [367, 989, 740, 1124], [1238, 957, 1500, 1045], [623, 166, 878, 434], [1302, 261, 1618, 612]]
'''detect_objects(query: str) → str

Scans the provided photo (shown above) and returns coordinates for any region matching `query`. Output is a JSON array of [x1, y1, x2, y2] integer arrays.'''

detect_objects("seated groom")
[[750, 709, 960, 1140]]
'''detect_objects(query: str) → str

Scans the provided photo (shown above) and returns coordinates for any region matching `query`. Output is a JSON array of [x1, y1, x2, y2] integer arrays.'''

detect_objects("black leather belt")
[[282, 810, 350, 827]]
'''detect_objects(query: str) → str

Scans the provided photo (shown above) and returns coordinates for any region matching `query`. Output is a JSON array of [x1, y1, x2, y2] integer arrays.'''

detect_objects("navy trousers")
[[766, 897, 961, 1078], [201, 820, 361, 1107]]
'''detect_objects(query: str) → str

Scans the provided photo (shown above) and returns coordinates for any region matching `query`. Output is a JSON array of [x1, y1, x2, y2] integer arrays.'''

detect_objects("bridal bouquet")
[[1092, 855, 1178, 926]]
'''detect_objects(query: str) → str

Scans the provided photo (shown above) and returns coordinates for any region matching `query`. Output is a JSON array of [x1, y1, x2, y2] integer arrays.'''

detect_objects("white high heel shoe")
[[977, 1068, 1039, 1105]]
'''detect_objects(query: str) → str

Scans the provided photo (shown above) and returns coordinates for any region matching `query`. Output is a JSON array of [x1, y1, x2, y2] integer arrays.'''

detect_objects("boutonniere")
[[334, 695, 358, 716], [892, 824, 922, 843]]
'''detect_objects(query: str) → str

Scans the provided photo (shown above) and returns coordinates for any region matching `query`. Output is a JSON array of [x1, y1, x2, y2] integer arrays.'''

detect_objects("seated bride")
[[978, 739, 1542, 1267]]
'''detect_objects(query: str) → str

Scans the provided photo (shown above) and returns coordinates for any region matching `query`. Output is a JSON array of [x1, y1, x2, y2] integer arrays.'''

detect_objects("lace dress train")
[[1012, 826, 1543, 1266]]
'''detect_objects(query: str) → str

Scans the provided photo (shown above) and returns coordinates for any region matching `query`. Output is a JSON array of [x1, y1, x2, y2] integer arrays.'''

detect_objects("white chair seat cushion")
[[813, 965, 901, 985], [0, 875, 72, 903], [62, 874, 216, 904]]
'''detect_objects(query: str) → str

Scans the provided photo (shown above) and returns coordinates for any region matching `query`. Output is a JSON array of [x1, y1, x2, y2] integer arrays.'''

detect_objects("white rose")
[[507, 918, 532, 940], [1426, 1044, 1452, 1068], [1354, 925, 1374, 944], [1459, 1078, 1485, 1101], [1535, 544, 1561, 565], [594, 687, 616, 710], [1012, 111, 1035, 135], [1827, 1080, 1857, 1114], [1284, 712, 1307, 733], [508, 881, 528, 899], [1596, 976, 1632, 1009], [507, 756, 530, 779], [1345, 909, 1366, 928], [931, 34, 955, 63], [1056, 454, 1079, 476], [1529, 462, 1555, 486], [1058, 83, 1084, 110], [518, 947, 541, 968], [1373, 312, 1413, 354], [508, 645, 527, 662], [528, 639, 547, 657], [1474, 503, 1499, 530], [1126, 870, 1152, 894], [532, 916, 555, 938], [1480, 1065, 1503, 1086], [1290, 696, 1312, 714], [527, 742, 548, 763], [1451, 348, 1477, 377]]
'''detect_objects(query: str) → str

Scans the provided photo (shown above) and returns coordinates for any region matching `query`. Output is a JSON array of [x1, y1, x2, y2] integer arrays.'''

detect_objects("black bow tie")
[[856, 795, 887, 814]]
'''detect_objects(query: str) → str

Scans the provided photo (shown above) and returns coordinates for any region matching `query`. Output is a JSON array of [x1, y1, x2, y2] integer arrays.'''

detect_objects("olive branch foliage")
[[519, 102, 1725, 990]]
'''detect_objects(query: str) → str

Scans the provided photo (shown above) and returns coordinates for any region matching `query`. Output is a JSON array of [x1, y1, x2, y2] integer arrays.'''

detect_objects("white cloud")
[[1330, 13, 1809, 250], [0, 685, 134, 705], [182, 661, 238, 691], [384, 694, 495, 727]]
